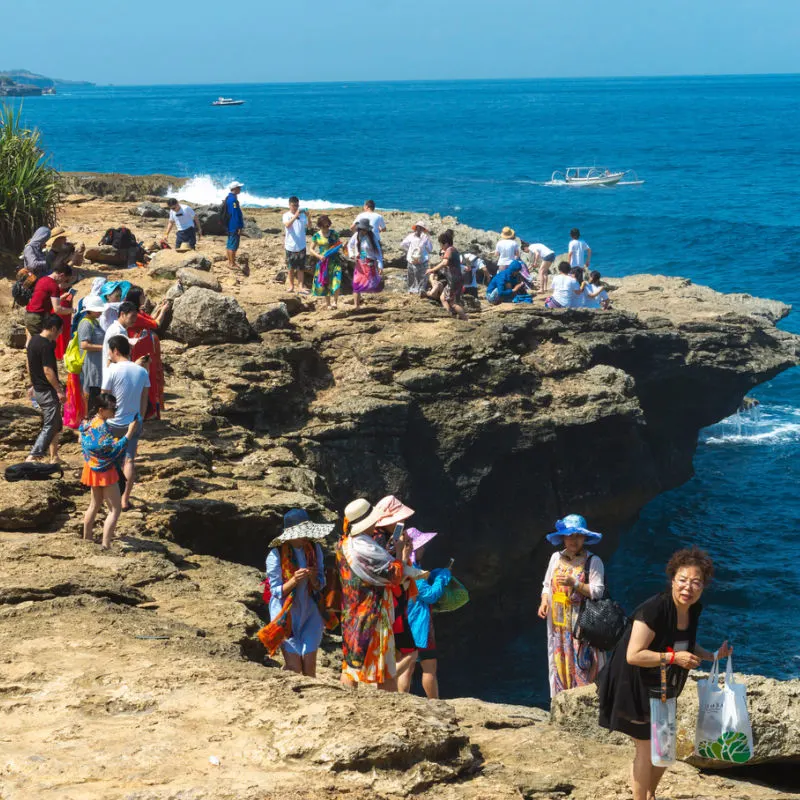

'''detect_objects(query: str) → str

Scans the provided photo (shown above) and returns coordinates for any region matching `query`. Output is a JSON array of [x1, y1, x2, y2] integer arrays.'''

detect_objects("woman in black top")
[[598, 547, 732, 800]]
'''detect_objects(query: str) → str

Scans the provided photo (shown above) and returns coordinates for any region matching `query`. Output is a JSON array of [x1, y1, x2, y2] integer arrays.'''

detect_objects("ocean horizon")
[[10, 73, 800, 704]]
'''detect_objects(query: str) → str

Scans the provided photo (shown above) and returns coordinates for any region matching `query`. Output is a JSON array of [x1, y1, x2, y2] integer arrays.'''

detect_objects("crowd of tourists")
[[14, 208, 734, 796]]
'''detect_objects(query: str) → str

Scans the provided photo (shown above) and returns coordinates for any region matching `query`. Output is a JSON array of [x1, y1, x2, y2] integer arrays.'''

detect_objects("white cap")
[[227, 181, 244, 190]]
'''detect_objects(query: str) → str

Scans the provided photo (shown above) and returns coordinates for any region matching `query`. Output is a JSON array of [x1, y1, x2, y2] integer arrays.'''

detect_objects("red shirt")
[[26, 276, 61, 314]]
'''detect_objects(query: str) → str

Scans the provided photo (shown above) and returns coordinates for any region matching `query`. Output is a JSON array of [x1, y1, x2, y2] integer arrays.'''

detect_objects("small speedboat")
[[547, 167, 644, 187], [211, 97, 245, 106]]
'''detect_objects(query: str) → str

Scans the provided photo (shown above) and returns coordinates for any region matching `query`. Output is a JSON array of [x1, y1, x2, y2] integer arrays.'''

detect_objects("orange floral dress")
[[336, 535, 404, 684]]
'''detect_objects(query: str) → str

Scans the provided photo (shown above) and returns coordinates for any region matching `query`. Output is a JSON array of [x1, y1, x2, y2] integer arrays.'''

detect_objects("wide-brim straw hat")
[[269, 508, 335, 547], [345, 498, 384, 536], [500, 226, 516, 239], [46, 226, 69, 246], [407, 527, 437, 551], [412, 220, 429, 232], [372, 495, 415, 529], [546, 514, 603, 546], [176, 242, 193, 252]]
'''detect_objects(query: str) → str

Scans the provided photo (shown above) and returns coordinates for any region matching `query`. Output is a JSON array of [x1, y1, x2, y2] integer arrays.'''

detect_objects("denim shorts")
[[107, 421, 142, 460], [176, 227, 197, 249], [227, 233, 241, 251]]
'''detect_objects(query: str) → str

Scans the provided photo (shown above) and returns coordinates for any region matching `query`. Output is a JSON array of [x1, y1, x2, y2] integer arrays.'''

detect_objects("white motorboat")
[[211, 97, 245, 106], [546, 167, 644, 187]]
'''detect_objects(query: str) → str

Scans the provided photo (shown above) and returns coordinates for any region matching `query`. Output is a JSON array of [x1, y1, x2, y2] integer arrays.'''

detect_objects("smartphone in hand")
[[391, 522, 405, 544]]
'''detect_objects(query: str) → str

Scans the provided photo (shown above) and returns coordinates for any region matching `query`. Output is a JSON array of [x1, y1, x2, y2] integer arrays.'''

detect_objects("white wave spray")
[[164, 175, 351, 210], [700, 404, 800, 446]]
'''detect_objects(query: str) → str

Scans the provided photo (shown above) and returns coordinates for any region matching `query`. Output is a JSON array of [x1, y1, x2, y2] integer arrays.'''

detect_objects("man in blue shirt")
[[225, 181, 245, 268]]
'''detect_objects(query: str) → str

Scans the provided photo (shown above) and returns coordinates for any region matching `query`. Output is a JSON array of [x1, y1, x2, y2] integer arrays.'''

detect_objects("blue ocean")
[[12, 76, 800, 704]]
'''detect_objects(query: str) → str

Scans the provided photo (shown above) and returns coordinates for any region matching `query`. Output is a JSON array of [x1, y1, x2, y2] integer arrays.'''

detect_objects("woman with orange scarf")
[[257, 509, 335, 677]]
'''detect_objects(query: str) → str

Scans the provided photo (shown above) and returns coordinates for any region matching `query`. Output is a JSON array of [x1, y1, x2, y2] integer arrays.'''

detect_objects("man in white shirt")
[[524, 242, 556, 292], [351, 200, 386, 269], [102, 301, 139, 386], [283, 195, 308, 293], [102, 334, 150, 511], [568, 228, 592, 271], [164, 198, 201, 250], [495, 227, 521, 268]]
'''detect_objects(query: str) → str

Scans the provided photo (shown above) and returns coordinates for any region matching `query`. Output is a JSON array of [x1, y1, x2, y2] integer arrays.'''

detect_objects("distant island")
[[0, 69, 94, 96]]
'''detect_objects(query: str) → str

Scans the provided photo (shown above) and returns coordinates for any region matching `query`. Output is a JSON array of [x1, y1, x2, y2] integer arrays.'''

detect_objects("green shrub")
[[0, 103, 62, 253]]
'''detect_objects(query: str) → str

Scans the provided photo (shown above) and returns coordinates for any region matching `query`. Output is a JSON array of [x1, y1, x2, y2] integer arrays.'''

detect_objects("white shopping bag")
[[695, 655, 754, 763]]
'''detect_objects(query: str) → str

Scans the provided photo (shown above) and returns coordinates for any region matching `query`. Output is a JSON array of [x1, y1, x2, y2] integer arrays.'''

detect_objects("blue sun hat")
[[546, 514, 603, 546]]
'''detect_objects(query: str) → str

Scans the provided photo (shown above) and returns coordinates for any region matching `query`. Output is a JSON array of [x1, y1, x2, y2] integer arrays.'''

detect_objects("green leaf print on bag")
[[697, 731, 752, 763]]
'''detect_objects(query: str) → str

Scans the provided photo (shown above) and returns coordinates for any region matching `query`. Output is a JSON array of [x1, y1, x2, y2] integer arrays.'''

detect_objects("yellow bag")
[[63, 331, 86, 374]]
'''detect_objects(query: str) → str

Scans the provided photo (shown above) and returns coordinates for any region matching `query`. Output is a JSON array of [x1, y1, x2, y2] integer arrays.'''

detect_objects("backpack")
[[219, 197, 232, 227], [100, 227, 137, 251], [571, 554, 629, 651], [4, 462, 64, 482], [63, 330, 87, 374], [12, 268, 37, 308]]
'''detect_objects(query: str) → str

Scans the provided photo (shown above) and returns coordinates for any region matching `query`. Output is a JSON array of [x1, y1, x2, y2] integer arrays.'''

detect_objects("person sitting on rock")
[[582, 270, 611, 310], [80, 392, 139, 549], [46, 227, 85, 269], [486, 260, 526, 305], [22, 227, 52, 279], [544, 261, 583, 309], [257, 509, 336, 677], [164, 198, 201, 251]]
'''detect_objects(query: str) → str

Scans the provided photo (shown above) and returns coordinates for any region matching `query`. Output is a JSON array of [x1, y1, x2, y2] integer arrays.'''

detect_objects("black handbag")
[[572, 555, 629, 651]]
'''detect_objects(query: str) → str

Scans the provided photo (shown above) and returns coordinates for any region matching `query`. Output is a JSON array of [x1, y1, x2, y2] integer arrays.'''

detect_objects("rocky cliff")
[[0, 193, 798, 797]]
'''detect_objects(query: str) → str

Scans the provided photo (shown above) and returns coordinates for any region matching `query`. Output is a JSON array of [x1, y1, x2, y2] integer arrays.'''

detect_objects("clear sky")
[[4, 0, 799, 85]]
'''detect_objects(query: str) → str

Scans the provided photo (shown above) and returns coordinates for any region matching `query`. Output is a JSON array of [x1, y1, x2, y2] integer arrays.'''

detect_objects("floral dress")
[[311, 230, 343, 297], [79, 416, 129, 488], [542, 550, 607, 697], [336, 535, 404, 684]]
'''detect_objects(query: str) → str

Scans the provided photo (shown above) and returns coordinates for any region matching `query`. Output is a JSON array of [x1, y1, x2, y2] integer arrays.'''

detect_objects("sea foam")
[[165, 175, 350, 210], [701, 404, 800, 446]]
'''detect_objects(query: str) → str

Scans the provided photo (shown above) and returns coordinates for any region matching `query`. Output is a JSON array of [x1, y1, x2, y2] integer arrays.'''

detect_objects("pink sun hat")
[[406, 527, 438, 551], [372, 494, 415, 528]]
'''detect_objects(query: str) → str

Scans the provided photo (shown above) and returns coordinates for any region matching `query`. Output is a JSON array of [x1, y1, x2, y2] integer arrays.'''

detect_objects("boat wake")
[[701, 404, 800, 446], [165, 175, 350, 210]]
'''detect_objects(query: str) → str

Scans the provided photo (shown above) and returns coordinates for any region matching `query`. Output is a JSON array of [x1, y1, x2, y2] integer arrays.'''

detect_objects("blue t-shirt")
[[226, 193, 244, 232]]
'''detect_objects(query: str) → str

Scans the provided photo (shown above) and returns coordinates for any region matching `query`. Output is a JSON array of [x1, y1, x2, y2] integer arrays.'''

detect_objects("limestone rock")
[[550, 679, 800, 767], [6, 323, 26, 349], [0, 479, 70, 531], [148, 251, 212, 280], [195, 204, 264, 239], [131, 201, 168, 219], [169, 287, 254, 346], [176, 267, 221, 292], [252, 302, 291, 332], [84, 245, 126, 266]]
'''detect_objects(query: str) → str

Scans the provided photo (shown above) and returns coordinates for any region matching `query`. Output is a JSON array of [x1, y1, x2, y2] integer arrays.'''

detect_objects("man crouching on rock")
[[101, 336, 150, 512]]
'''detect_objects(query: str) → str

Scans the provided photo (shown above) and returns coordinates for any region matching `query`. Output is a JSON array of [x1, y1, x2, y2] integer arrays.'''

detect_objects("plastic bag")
[[695, 655, 753, 763], [650, 695, 677, 766]]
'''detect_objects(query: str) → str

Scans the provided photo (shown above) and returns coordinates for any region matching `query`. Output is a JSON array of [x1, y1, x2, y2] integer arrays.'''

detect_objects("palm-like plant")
[[0, 103, 62, 253]]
